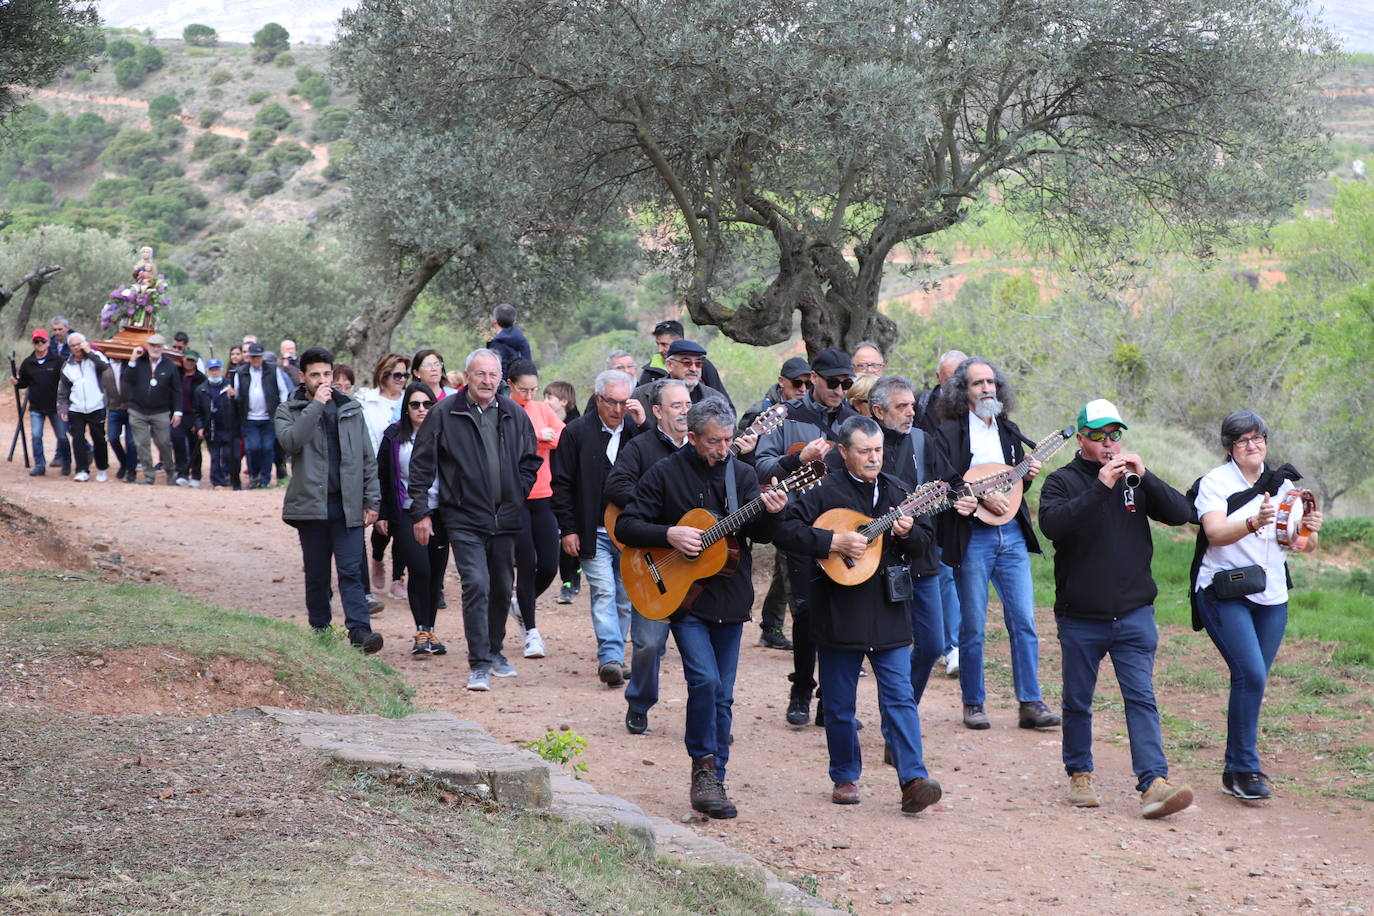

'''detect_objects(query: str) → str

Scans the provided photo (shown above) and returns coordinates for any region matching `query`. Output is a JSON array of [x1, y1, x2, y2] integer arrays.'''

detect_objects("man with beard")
[[931, 358, 1060, 731], [631, 340, 728, 410]]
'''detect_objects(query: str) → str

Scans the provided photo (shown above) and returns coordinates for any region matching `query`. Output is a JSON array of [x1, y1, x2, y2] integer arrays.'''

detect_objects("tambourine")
[[1275, 489, 1316, 551]]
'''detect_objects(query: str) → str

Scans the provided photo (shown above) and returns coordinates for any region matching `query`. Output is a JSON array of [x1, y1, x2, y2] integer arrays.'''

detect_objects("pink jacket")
[[519, 397, 565, 499]]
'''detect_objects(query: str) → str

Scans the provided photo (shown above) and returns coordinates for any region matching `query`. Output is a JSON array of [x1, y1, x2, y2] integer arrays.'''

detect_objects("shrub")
[[252, 23, 290, 63], [127, 194, 188, 227], [246, 171, 284, 198], [74, 70, 92, 84], [107, 39, 136, 60], [131, 160, 183, 183], [100, 129, 164, 172], [246, 90, 269, 105], [297, 75, 331, 108], [260, 142, 313, 174], [189, 133, 222, 161], [147, 95, 181, 121], [152, 119, 185, 140], [205, 151, 251, 179], [152, 177, 209, 209], [321, 139, 352, 181], [274, 52, 296, 68], [87, 177, 145, 207], [114, 57, 143, 89], [312, 106, 351, 142], [209, 69, 232, 86], [246, 127, 277, 156], [136, 45, 164, 73], [183, 24, 218, 47], [197, 108, 219, 129], [255, 103, 291, 131], [295, 66, 317, 82], [9, 179, 55, 205], [208, 88, 223, 101]]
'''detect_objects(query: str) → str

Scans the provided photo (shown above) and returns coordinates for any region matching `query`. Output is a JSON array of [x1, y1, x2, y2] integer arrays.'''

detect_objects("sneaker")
[[1068, 772, 1101, 808], [466, 669, 491, 691], [963, 704, 991, 729], [59, 463, 71, 476], [1222, 771, 1271, 800], [625, 708, 648, 735], [427, 632, 446, 655], [73, 470, 90, 482], [348, 629, 384, 653], [945, 647, 960, 677], [900, 777, 942, 814], [757, 627, 792, 650], [509, 597, 527, 640], [95, 470, 108, 482], [388, 579, 407, 600], [365, 592, 385, 615], [369, 559, 386, 592], [598, 661, 625, 687], [786, 693, 811, 726], [523, 628, 545, 659], [491, 657, 518, 678], [412, 630, 432, 656], [29, 467, 45, 476], [189, 478, 201, 488], [1141, 777, 1194, 819], [175, 476, 189, 487], [832, 781, 861, 805], [557, 583, 574, 604], [1018, 701, 1062, 729]]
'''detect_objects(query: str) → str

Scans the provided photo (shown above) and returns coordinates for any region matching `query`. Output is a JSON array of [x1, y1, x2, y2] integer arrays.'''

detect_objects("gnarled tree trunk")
[[338, 252, 450, 371]]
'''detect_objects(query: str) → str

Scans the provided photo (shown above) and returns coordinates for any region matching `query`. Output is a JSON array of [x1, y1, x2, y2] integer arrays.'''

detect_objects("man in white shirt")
[[235, 342, 283, 489], [57, 333, 111, 482]]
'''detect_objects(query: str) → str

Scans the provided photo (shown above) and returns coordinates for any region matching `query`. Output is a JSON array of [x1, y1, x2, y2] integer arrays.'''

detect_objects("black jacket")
[[405, 388, 540, 536], [487, 326, 532, 379], [615, 448, 775, 624], [233, 364, 285, 426], [193, 379, 238, 443], [754, 392, 861, 483], [1038, 453, 1192, 621], [550, 411, 642, 559], [604, 426, 682, 509], [774, 470, 934, 651], [123, 353, 182, 414], [929, 412, 1041, 566], [15, 352, 63, 413]]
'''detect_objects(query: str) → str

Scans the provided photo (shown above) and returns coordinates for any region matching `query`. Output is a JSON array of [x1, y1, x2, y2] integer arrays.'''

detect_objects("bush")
[[246, 90, 269, 105], [183, 24, 218, 46], [260, 142, 313, 175], [274, 53, 296, 68], [87, 177, 145, 207], [246, 127, 277, 156], [147, 95, 181, 121], [252, 23, 290, 63], [100, 129, 164, 172], [246, 171, 284, 198], [9, 179, 55, 204], [210, 69, 232, 86], [152, 119, 185, 140], [136, 45, 164, 73], [208, 88, 223, 101], [312, 106, 351, 142], [197, 108, 219, 129], [205, 151, 251, 179], [74, 70, 92, 84], [131, 160, 183, 184], [321, 140, 352, 181], [107, 39, 136, 60], [255, 102, 291, 131], [114, 57, 143, 89], [153, 177, 209, 210], [127, 194, 188, 227], [297, 75, 331, 108], [189, 133, 222, 161], [295, 66, 317, 82]]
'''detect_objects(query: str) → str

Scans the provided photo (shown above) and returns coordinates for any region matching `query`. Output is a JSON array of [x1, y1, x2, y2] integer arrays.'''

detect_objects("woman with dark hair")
[[507, 359, 563, 658], [1193, 410, 1323, 802], [376, 382, 451, 656], [333, 364, 356, 394], [412, 349, 460, 402], [227, 345, 244, 369], [360, 352, 412, 600]]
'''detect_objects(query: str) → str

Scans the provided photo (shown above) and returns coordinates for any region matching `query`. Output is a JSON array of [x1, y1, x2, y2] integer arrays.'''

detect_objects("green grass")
[[0, 570, 415, 716]]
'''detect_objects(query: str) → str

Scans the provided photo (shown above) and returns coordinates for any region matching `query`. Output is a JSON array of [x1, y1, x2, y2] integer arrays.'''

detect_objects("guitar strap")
[[724, 455, 739, 515]]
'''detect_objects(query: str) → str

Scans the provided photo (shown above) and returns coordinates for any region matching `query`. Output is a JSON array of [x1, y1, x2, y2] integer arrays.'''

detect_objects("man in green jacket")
[[275, 346, 383, 652]]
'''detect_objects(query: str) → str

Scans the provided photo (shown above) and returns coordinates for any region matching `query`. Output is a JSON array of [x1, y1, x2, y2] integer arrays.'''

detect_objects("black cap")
[[666, 339, 707, 358], [780, 356, 811, 379], [247, 342, 265, 356], [653, 319, 684, 337], [809, 348, 852, 378]]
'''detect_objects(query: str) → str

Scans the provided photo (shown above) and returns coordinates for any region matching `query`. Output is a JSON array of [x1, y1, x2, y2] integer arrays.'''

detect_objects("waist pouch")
[[1210, 564, 1266, 600]]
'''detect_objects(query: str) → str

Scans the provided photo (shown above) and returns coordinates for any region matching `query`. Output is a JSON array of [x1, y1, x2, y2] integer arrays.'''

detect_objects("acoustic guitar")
[[962, 426, 1074, 525], [621, 459, 827, 620], [604, 402, 788, 550], [815, 480, 951, 586]]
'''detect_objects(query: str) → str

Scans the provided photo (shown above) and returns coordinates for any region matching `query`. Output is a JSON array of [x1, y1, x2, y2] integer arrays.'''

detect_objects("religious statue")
[[101, 244, 170, 329]]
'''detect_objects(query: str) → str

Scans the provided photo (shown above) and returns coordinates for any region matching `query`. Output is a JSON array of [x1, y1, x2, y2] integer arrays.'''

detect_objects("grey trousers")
[[129, 408, 176, 484], [448, 529, 516, 671]]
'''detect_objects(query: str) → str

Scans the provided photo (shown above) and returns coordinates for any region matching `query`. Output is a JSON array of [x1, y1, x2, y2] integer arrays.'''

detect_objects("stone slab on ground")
[[259, 707, 844, 915]]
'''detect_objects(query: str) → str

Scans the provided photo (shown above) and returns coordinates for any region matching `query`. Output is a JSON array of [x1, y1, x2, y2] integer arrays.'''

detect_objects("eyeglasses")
[[854, 362, 885, 373], [598, 394, 630, 409], [670, 357, 704, 368], [1084, 428, 1124, 442], [823, 376, 854, 390], [418, 361, 443, 371], [389, 371, 409, 381], [1234, 434, 1267, 449], [408, 399, 436, 410]]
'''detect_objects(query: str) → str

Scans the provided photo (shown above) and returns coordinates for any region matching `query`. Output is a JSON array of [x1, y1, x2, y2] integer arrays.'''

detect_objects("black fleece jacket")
[[1038, 453, 1192, 620]]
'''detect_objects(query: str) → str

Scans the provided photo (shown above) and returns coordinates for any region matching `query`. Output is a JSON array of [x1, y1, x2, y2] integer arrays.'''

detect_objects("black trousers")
[[513, 497, 559, 629], [391, 515, 450, 630], [760, 547, 793, 632], [172, 421, 202, 480], [370, 527, 406, 581], [295, 502, 370, 634], [67, 409, 109, 473], [785, 550, 817, 697]]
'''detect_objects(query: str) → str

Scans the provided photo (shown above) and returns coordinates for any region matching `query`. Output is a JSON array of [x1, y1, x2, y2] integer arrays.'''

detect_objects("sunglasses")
[[408, 399, 436, 410], [823, 376, 854, 390], [1084, 428, 1124, 442], [786, 376, 812, 388], [389, 371, 409, 381]]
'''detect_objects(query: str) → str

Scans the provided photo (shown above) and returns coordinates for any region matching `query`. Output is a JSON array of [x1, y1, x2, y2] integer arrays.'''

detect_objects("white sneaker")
[[73, 471, 90, 482], [509, 596, 527, 640], [95, 470, 108, 482], [175, 476, 189, 487], [523, 628, 546, 659], [945, 647, 960, 678], [189, 479, 201, 488]]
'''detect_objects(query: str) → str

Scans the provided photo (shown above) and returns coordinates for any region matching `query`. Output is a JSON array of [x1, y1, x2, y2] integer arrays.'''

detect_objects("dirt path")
[[1, 388, 1370, 915]]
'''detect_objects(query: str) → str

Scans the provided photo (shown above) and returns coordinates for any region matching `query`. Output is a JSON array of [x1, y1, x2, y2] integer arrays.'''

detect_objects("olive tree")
[[334, 0, 1334, 356], [0, 0, 99, 131]]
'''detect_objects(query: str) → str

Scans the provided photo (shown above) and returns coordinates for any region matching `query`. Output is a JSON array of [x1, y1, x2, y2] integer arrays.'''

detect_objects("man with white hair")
[[57, 332, 111, 482], [407, 348, 542, 692]]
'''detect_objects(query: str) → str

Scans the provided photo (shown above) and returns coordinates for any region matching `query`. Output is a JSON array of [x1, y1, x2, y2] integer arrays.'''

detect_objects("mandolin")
[[962, 426, 1074, 525], [621, 459, 827, 620], [605, 402, 789, 551], [815, 480, 952, 586]]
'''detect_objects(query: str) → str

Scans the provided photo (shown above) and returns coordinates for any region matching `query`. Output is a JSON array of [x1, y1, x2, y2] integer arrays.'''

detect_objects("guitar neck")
[[858, 483, 950, 542]]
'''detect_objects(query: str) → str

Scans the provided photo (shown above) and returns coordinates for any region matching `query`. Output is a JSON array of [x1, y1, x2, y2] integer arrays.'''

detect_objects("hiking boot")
[[963, 704, 991, 729], [369, 559, 386, 592], [466, 669, 490, 691], [426, 631, 446, 655], [900, 777, 943, 814], [598, 661, 625, 687], [491, 656, 518, 678], [412, 630, 432, 656], [625, 708, 649, 735], [757, 627, 792, 650], [1141, 777, 1194, 819], [523, 628, 546, 659], [832, 781, 861, 805], [786, 692, 811, 726], [557, 583, 574, 604], [349, 629, 384, 654], [1222, 771, 1271, 800], [1068, 772, 1101, 808], [690, 756, 726, 814], [1018, 700, 1062, 729], [29, 466, 46, 476]]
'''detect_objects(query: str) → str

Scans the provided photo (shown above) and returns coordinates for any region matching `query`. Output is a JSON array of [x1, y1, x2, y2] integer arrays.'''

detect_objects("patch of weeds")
[[1160, 711, 1219, 751], [1298, 673, 1353, 698], [1331, 744, 1374, 777], [1156, 663, 1227, 691], [525, 729, 589, 779]]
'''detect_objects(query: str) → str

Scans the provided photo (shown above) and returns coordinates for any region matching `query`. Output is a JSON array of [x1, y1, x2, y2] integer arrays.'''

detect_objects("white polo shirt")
[[1194, 461, 1297, 606]]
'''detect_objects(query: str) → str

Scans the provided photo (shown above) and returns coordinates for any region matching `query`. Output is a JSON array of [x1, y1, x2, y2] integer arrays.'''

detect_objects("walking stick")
[[8, 352, 31, 467]]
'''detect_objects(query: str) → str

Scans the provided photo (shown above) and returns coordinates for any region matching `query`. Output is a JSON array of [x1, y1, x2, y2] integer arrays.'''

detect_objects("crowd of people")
[[10, 305, 1325, 823]]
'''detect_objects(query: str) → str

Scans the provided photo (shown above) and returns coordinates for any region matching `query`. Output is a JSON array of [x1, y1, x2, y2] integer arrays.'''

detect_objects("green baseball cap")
[[1077, 398, 1128, 431]]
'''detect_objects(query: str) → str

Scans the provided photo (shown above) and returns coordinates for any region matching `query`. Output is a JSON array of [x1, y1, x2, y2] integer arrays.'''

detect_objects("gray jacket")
[[274, 387, 379, 527]]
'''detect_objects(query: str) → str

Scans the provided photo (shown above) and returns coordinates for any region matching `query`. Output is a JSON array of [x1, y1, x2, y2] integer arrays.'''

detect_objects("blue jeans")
[[107, 408, 138, 475], [294, 503, 370, 634], [670, 615, 742, 781], [243, 418, 275, 486], [1196, 587, 1287, 773], [583, 531, 631, 665], [625, 613, 670, 715], [822, 645, 928, 785], [207, 441, 235, 487], [29, 409, 71, 470], [936, 546, 961, 655], [908, 574, 946, 705], [1058, 606, 1168, 792], [954, 522, 1043, 707]]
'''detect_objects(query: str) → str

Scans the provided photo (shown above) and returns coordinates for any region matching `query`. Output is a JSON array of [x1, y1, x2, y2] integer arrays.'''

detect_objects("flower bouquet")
[[100, 275, 170, 329]]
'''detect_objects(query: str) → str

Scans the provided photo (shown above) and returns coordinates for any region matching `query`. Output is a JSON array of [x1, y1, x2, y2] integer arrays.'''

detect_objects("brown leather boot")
[[690, 756, 736, 818]]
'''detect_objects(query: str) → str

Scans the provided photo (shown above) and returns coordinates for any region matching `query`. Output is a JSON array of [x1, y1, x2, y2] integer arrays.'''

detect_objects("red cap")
[[31, 329, 48, 341]]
